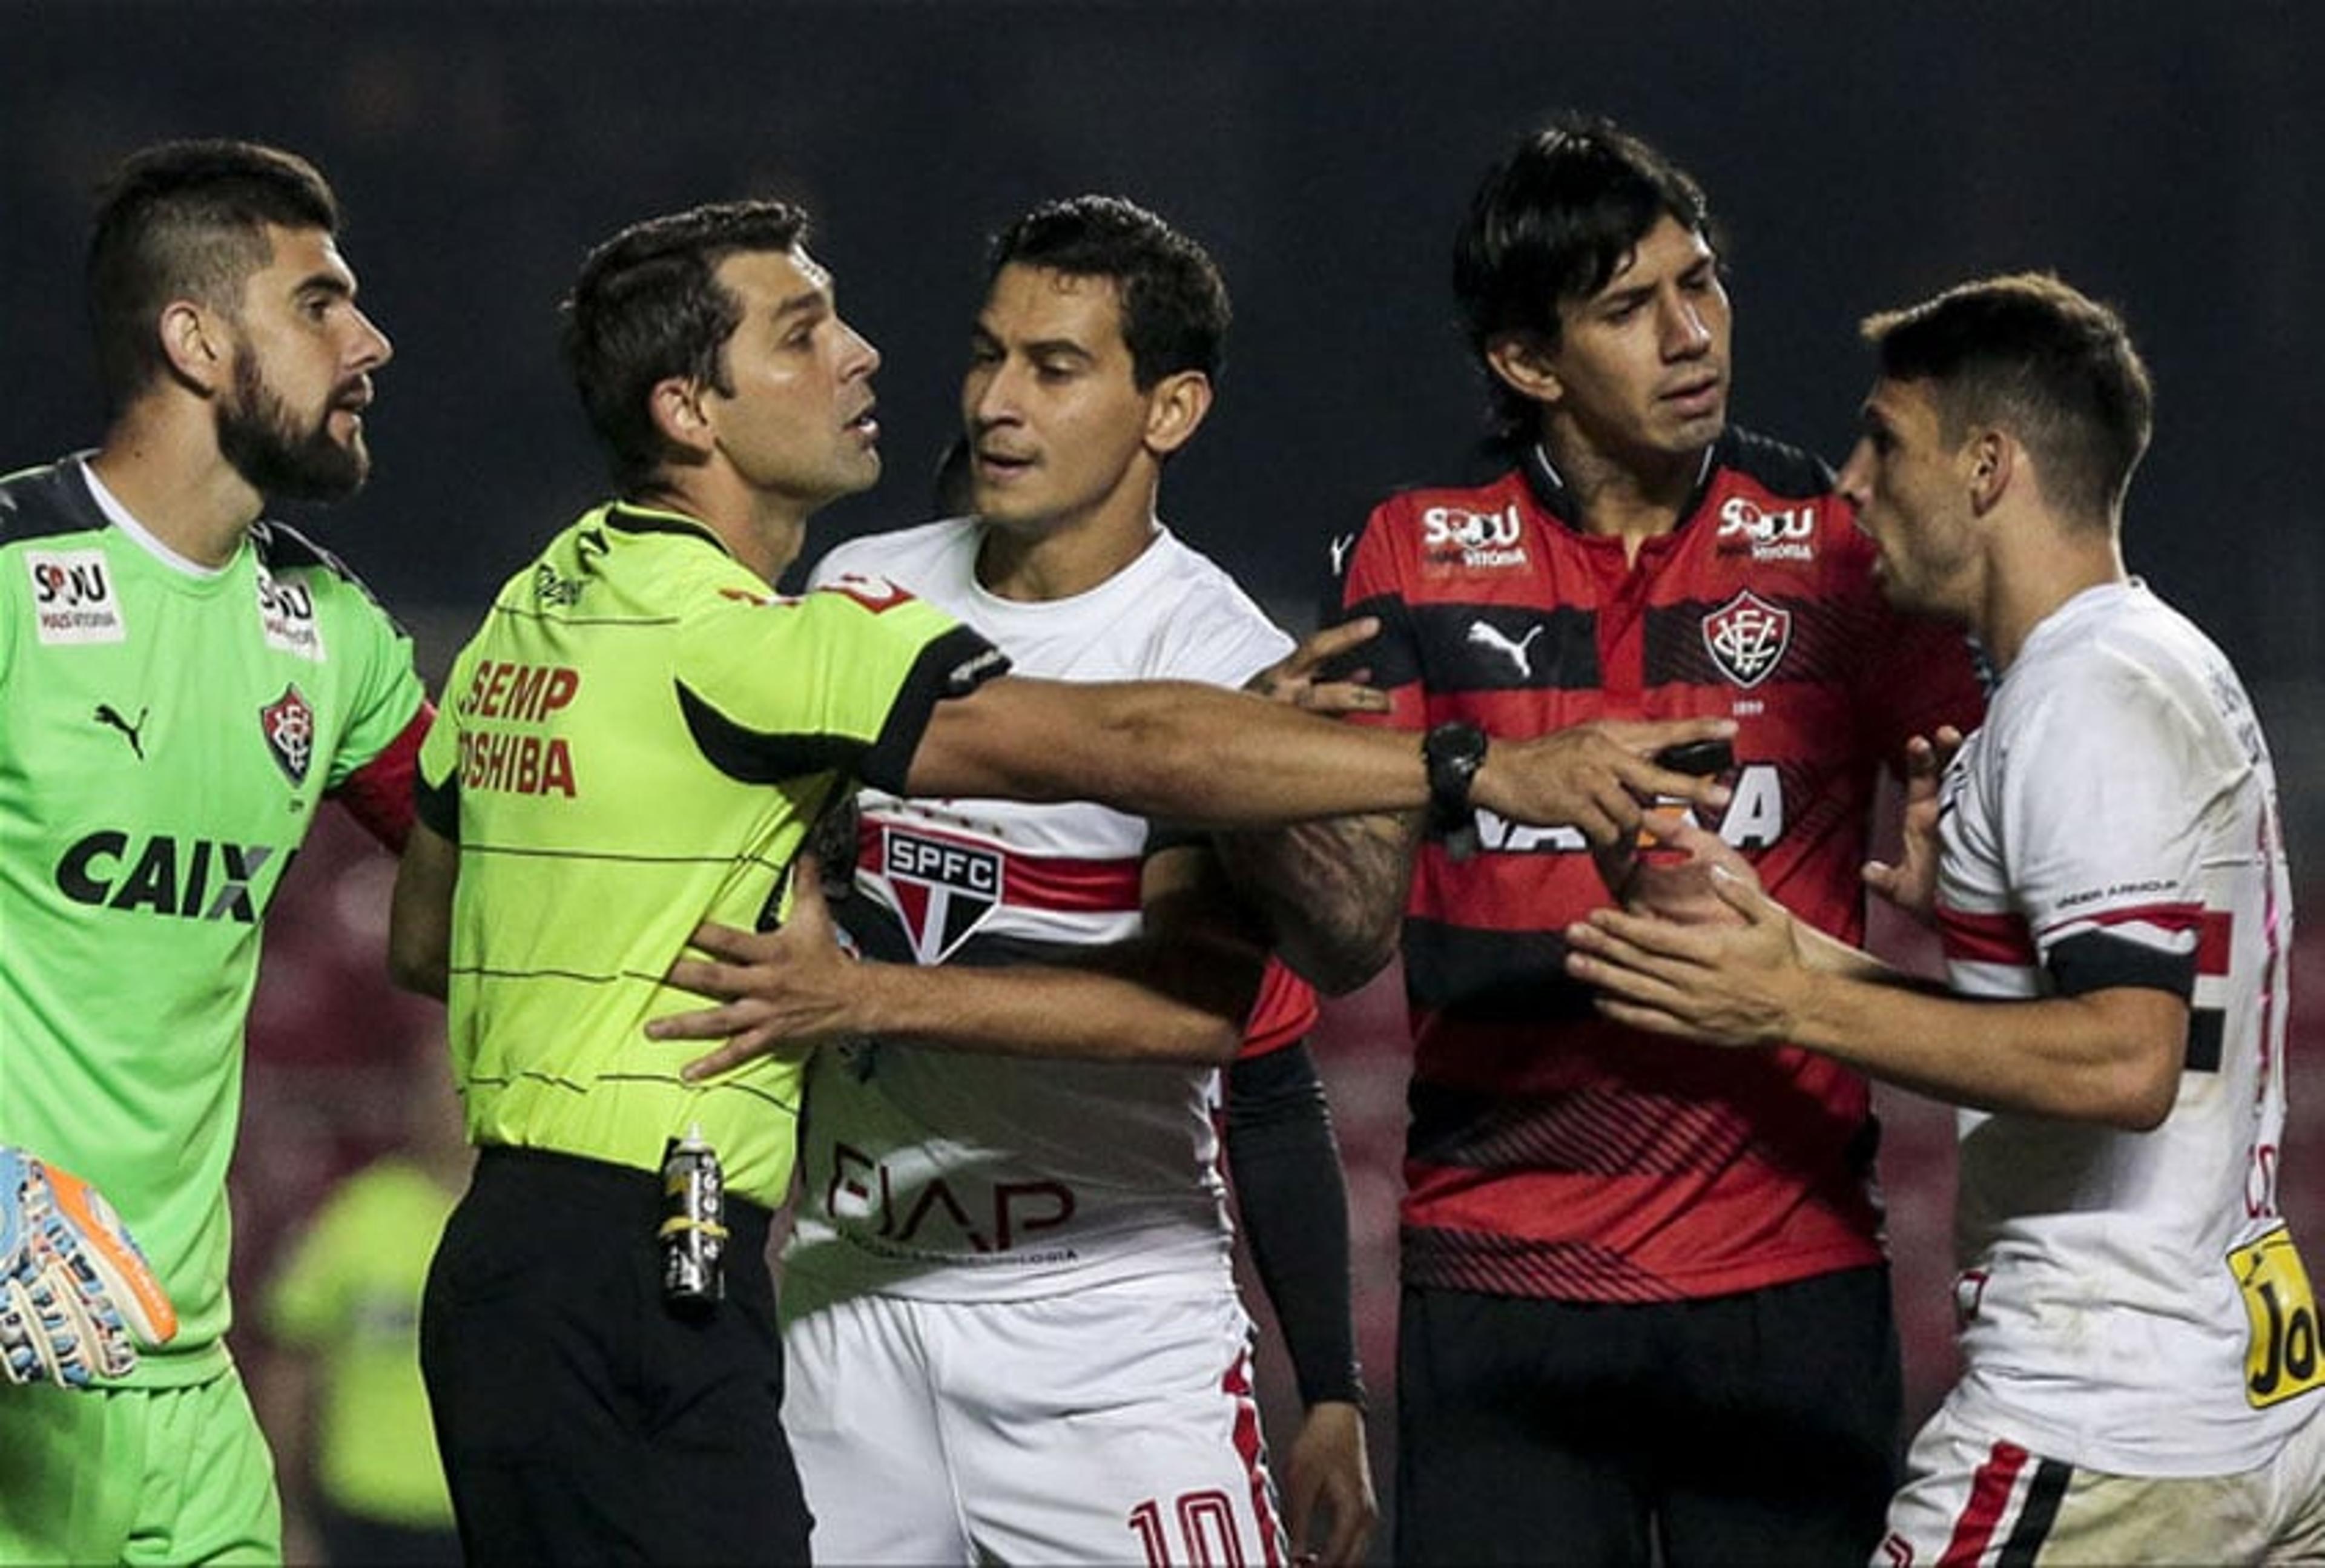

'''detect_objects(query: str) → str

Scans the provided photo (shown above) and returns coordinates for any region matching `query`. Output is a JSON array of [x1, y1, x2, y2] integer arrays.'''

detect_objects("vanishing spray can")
[[658, 1124, 727, 1309]]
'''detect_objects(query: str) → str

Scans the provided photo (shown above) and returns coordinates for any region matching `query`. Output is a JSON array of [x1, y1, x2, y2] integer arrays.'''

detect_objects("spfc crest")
[[882, 828, 1001, 963], [259, 684, 315, 785], [1701, 590, 1791, 688]]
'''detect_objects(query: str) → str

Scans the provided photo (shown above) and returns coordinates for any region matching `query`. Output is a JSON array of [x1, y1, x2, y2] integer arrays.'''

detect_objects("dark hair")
[[1454, 113, 1715, 447], [985, 195, 1230, 388], [561, 200, 810, 492], [1862, 272, 2154, 526], [85, 139, 341, 412]]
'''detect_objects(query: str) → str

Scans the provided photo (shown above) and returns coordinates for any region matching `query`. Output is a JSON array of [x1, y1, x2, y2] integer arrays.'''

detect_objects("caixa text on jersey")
[[53, 832, 281, 923]]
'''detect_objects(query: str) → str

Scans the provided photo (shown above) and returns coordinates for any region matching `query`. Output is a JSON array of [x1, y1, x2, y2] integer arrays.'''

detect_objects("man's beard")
[[216, 352, 369, 503]]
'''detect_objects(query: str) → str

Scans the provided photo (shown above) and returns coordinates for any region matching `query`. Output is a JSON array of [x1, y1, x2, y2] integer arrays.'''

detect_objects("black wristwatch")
[[1423, 721, 1488, 859]]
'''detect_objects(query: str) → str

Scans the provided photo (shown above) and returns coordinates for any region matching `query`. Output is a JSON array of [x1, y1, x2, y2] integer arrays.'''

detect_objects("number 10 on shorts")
[[1128, 1489, 1260, 1568]]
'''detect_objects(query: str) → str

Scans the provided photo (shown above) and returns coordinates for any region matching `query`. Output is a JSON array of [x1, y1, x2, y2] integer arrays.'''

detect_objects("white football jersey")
[[788, 518, 1294, 1300], [1933, 580, 2318, 1474]]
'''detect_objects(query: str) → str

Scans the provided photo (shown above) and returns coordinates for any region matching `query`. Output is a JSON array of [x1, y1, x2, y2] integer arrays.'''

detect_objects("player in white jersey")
[[1931, 582, 2305, 1477], [799, 517, 1299, 1285], [1563, 273, 2324, 1563], [790, 515, 1330, 1563], [781, 197, 1379, 1565]]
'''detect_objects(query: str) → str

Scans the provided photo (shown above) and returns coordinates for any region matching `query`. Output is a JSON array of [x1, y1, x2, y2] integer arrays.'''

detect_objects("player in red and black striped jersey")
[[1348, 426, 1980, 1306], [1275, 115, 1988, 1564]]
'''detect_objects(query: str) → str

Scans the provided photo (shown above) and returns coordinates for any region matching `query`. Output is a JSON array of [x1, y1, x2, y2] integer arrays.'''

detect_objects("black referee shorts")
[[1396, 1266, 1901, 1567], [420, 1146, 808, 1566]]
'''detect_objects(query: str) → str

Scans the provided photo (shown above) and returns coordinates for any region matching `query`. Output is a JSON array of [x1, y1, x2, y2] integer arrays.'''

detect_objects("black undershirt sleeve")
[[1225, 1038, 1366, 1409]]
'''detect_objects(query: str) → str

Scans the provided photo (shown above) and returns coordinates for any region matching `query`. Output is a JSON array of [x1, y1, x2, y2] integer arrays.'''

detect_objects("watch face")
[[1425, 722, 1486, 801], [1426, 722, 1486, 767]]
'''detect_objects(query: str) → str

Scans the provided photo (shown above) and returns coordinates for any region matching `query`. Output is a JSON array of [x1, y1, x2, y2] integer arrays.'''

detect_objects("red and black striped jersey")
[[1336, 429, 1988, 1302]]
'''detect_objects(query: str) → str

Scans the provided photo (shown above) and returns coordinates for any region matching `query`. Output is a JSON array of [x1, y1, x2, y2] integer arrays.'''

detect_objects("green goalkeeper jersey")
[[0, 458, 426, 1386], [415, 502, 1003, 1205]]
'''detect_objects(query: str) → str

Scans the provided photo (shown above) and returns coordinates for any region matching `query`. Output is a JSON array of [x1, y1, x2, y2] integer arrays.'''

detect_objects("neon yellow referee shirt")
[[417, 502, 1005, 1204]]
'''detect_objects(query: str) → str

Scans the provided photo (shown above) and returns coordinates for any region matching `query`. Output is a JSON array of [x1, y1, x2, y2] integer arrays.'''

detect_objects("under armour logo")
[[93, 703, 148, 759], [1327, 533, 1356, 577], [1466, 620, 1544, 678]]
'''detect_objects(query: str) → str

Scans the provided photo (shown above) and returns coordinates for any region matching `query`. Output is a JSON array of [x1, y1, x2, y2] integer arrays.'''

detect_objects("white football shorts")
[[783, 1279, 1287, 1566], [1878, 1391, 2325, 1565]]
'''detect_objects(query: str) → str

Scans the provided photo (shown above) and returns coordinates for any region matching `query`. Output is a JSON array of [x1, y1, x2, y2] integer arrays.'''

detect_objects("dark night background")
[[7, 4, 2321, 1556], [6, 4, 2320, 690]]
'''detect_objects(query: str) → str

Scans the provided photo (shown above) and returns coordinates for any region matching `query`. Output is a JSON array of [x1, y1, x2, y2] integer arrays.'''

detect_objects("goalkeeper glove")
[[1, 1147, 178, 1388]]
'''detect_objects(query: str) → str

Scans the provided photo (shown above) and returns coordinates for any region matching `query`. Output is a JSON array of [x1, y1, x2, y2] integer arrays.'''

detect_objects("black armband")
[[2046, 928, 2196, 1001]]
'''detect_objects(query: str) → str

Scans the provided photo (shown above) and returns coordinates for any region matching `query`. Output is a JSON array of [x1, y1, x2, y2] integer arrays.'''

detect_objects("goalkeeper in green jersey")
[[0, 141, 430, 1565], [389, 199, 1733, 1565]]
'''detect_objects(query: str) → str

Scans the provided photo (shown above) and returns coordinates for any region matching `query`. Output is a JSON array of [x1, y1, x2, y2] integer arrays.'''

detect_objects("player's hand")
[[1862, 726, 1964, 924], [1244, 618, 1389, 718], [649, 854, 868, 1081], [1595, 812, 1760, 926], [1283, 1399, 1378, 1567], [1475, 718, 1735, 846], [1, 1148, 178, 1388], [1562, 866, 1806, 1046]]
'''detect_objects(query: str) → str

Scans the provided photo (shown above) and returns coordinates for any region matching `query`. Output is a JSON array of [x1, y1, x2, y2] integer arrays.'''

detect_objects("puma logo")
[[93, 703, 148, 759], [1466, 620, 1544, 678]]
